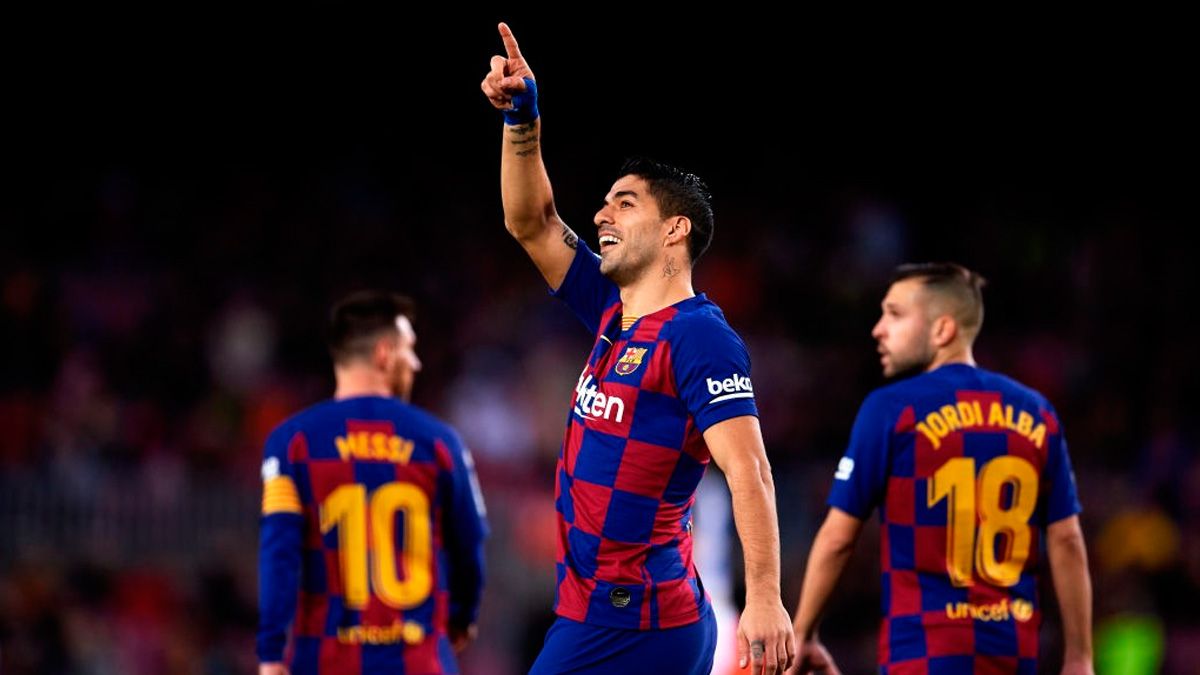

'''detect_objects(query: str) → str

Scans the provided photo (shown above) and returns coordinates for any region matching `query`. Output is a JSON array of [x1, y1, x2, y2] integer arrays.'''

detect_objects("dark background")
[[1, 10, 1196, 674]]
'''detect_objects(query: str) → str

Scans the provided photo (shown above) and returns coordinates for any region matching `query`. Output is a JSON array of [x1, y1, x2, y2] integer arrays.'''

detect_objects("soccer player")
[[480, 22, 794, 675], [787, 264, 1093, 675], [257, 291, 488, 675]]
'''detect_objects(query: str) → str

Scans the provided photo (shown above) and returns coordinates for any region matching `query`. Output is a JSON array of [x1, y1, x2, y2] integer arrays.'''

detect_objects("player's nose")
[[594, 207, 611, 228]]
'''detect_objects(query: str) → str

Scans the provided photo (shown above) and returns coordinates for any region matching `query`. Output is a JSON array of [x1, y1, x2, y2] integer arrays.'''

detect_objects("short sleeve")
[[1041, 406, 1082, 524], [827, 391, 894, 519], [671, 317, 758, 433], [551, 241, 620, 335]]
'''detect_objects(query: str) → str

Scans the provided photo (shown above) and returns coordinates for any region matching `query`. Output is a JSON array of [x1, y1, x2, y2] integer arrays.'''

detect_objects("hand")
[[259, 664, 289, 675], [737, 601, 795, 675], [783, 637, 840, 675], [481, 22, 535, 110], [449, 622, 478, 653]]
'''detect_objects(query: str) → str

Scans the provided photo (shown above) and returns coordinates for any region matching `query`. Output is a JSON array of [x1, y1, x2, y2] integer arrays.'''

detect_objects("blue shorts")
[[529, 611, 718, 675]]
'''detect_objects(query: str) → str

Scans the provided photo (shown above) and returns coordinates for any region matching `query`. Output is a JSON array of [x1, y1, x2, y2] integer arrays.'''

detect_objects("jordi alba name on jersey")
[[828, 363, 1081, 670], [549, 242, 758, 630]]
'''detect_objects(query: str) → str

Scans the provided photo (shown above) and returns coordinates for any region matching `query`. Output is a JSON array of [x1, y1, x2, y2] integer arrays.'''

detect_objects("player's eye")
[[620, 201, 633, 208]]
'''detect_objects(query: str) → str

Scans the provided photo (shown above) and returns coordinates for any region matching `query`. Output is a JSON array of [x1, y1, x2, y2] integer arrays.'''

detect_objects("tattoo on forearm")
[[507, 123, 539, 156], [562, 226, 579, 250], [663, 255, 679, 278]]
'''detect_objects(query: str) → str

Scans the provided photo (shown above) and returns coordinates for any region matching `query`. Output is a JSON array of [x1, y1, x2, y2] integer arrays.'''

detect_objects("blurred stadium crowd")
[[1, 157, 1195, 674]]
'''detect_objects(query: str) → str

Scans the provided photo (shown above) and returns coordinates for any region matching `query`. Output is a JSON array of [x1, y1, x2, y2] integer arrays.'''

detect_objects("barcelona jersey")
[[257, 396, 488, 675], [550, 242, 758, 630], [828, 363, 1082, 674]]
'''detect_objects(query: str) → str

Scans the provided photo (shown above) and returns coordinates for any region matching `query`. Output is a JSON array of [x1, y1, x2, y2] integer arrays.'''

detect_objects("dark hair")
[[618, 157, 714, 264], [892, 262, 987, 335], [328, 290, 415, 364]]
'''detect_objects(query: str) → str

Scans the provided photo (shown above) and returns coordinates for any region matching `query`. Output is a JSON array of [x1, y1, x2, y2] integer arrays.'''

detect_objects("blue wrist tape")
[[502, 77, 539, 125]]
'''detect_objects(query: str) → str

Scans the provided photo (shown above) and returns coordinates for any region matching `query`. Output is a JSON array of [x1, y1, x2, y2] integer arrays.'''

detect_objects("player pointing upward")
[[481, 22, 794, 675]]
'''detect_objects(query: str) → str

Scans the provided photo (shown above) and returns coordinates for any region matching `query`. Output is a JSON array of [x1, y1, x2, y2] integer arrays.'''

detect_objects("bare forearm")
[[702, 410, 794, 670], [1048, 522, 1093, 662], [725, 458, 782, 601], [793, 520, 857, 639], [501, 120, 560, 240]]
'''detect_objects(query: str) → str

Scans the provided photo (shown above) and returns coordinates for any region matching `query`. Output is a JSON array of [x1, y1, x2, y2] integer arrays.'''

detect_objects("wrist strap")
[[503, 77, 539, 125]]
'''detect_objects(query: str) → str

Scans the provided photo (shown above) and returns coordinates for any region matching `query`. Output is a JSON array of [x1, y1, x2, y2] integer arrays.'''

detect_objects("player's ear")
[[931, 315, 958, 348], [372, 334, 395, 368], [664, 216, 691, 246]]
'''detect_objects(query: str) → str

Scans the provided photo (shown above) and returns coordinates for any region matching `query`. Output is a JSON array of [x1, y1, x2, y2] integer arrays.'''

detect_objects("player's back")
[[261, 395, 483, 675], [830, 363, 1081, 673]]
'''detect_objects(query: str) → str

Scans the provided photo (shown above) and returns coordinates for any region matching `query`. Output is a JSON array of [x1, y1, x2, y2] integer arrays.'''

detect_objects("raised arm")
[[481, 22, 578, 289]]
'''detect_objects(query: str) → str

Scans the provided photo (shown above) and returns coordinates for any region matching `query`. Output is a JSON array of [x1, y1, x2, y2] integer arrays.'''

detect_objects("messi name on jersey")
[[334, 431, 416, 464]]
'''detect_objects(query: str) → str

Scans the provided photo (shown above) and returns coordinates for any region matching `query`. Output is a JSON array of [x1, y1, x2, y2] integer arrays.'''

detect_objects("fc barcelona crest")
[[614, 347, 648, 375]]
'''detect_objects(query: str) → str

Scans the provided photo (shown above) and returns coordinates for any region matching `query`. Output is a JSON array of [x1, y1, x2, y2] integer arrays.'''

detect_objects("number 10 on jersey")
[[319, 481, 434, 609]]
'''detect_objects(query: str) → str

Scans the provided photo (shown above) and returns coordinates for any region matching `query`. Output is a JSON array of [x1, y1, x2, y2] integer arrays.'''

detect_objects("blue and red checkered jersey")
[[548, 242, 758, 630], [257, 396, 488, 675], [828, 363, 1082, 674]]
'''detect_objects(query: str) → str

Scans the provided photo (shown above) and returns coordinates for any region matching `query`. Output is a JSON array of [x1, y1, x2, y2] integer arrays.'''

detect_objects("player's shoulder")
[[271, 397, 460, 445], [970, 367, 1055, 411], [393, 400, 463, 445], [664, 295, 743, 343], [858, 380, 911, 418], [868, 367, 944, 401], [275, 397, 349, 430], [670, 294, 732, 324], [264, 398, 333, 444]]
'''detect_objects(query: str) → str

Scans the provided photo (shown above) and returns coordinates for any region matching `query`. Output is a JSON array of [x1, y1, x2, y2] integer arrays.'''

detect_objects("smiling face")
[[592, 175, 669, 286], [871, 278, 937, 378]]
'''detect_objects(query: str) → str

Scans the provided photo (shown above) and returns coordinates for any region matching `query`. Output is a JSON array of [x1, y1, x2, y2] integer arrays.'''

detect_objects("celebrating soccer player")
[[481, 22, 795, 675]]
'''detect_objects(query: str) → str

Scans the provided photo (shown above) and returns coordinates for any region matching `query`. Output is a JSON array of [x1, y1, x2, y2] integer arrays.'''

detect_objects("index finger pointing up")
[[498, 22, 523, 60]]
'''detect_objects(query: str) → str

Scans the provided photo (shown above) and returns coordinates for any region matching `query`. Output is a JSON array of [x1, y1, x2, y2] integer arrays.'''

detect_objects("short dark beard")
[[885, 360, 927, 381], [602, 251, 655, 287], [884, 347, 935, 380]]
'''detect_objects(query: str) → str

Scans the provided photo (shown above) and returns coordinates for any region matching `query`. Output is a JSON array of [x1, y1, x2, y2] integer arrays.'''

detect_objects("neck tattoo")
[[663, 256, 679, 278]]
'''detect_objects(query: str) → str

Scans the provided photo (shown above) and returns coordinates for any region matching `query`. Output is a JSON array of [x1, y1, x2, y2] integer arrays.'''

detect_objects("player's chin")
[[598, 257, 620, 278], [881, 355, 910, 379], [886, 358, 926, 380]]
